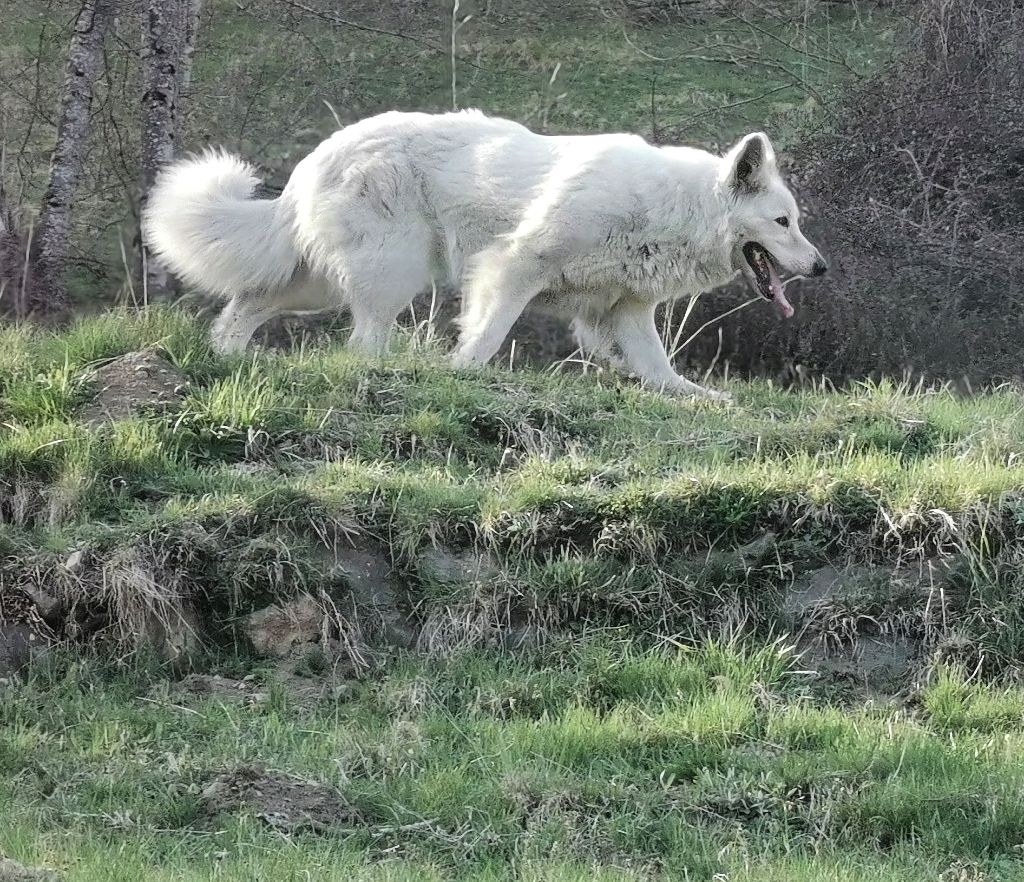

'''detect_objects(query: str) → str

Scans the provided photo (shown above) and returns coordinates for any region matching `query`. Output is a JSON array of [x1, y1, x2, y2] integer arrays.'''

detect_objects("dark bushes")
[[681, 0, 1024, 385]]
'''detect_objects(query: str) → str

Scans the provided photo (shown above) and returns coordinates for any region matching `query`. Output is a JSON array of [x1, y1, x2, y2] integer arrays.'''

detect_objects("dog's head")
[[721, 132, 827, 318]]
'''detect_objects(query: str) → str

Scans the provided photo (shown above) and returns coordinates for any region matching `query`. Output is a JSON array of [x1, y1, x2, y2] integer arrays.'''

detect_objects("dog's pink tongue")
[[769, 263, 793, 319]]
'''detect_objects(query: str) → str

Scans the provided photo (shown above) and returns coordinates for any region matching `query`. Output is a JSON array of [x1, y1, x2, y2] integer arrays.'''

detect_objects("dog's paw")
[[701, 388, 733, 403], [664, 381, 732, 403], [639, 375, 732, 402]]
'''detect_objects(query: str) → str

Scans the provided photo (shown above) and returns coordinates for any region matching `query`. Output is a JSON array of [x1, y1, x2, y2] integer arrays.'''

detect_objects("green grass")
[[192, 1, 897, 151], [3, 308, 1024, 879], [2, 644, 1024, 881]]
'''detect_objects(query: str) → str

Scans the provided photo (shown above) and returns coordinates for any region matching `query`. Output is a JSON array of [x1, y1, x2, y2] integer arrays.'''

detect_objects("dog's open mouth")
[[742, 242, 793, 319]]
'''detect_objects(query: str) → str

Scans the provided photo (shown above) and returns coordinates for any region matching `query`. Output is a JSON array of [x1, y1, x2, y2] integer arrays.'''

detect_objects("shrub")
[[680, 0, 1024, 385]]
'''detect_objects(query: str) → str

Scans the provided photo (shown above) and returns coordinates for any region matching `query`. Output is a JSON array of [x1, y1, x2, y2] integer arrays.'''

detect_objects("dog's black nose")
[[811, 256, 828, 277]]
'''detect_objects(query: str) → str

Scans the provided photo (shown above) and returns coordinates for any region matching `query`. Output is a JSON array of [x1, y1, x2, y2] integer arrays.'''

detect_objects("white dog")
[[144, 110, 826, 399]]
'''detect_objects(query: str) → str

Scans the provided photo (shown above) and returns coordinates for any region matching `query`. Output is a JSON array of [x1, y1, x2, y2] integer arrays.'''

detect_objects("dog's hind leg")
[[210, 268, 339, 355], [347, 296, 401, 355], [570, 313, 626, 371], [211, 294, 285, 354], [336, 224, 435, 356], [451, 247, 549, 368], [607, 298, 729, 400]]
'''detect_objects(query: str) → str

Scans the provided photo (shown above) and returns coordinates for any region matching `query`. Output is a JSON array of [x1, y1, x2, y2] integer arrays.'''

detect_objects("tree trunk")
[[174, 0, 202, 147], [34, 0, 117, 320], [140, 0, 185, 302], [0, 184, 34, 320]]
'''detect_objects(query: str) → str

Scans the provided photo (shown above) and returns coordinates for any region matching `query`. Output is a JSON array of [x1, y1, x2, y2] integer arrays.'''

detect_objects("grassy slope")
[[2, 310, 1024, 880]]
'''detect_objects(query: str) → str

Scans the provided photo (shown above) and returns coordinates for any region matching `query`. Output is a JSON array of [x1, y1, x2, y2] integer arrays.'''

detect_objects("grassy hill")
[[3, 309, 1024, 880]]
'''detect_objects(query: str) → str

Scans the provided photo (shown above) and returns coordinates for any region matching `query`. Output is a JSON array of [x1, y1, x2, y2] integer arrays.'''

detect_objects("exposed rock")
[[63, 550, 86, 574], [0, 857, 62, 882], [140, 603, 203, 667], [0, 624, 45, 677], [21, 588, 62, 630], [242, 594, 324, 657], [0, 587, 56, 676]]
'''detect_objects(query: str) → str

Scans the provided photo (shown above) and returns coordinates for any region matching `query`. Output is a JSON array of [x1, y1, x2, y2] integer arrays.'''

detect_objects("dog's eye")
[[775, 216, 790, 227]]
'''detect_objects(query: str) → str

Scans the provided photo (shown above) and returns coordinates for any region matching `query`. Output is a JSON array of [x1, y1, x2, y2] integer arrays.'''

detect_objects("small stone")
[[332, 683, 355, 701], [241, 594, 324, 657], [0, 857, 63, 881], [24, 588, 60, 622]]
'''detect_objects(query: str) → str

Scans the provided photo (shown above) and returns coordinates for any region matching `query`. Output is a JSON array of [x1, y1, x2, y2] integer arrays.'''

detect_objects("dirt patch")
[[0, 858, 61, 882], [802, 634, 922, 702], [238, 541, 420, 655], [177, 673, 272, 706], [168, 650, 360, 713], [0, 588, 56, 677], [788, 563, 931, 699], [417, 545, 501, 588], [0, 624, 49, 678], [80, 349, 187, 424], [783, 564, 854, 618], [335, 541, 418, 649], [200, 764, 359, 833], [276, 667, 359, 709]]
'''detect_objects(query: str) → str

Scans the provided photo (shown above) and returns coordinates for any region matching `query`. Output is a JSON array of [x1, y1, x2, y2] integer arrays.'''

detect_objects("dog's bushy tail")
[[142, 150, 299, 300]]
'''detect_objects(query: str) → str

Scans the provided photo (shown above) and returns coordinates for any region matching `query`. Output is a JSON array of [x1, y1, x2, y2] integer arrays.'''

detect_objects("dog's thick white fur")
[[144, 110, 826, 399]]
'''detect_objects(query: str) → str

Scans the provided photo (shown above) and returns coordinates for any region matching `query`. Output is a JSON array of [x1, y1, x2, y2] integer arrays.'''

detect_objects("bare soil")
[[0, 858, 61, 882], [200, 763, 359, 833], [80, 349, 187, 424]]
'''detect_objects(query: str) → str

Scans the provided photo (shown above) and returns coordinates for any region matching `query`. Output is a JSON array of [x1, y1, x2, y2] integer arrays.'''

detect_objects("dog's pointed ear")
[[725, 132, 776, 193]]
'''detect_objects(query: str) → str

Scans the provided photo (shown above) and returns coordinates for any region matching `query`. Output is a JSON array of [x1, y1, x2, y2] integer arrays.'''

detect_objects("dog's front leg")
[[608, 298, 730, 401]]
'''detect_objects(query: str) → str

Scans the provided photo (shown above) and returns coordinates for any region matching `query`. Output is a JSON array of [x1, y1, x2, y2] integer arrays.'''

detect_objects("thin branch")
[[673, 295, 760, 359], [676, 82, 797, 129], [710, 0, 864, 77], [268, 0, 488, 71]]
